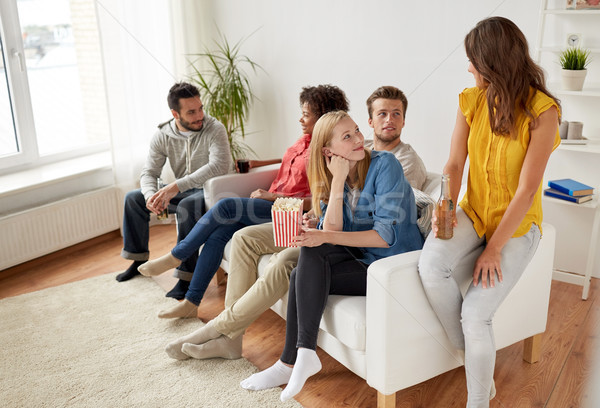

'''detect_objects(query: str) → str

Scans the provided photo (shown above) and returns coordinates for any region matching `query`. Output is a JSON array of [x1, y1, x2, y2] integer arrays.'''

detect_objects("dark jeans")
[[280, 244, 368, 365], [121, 188, 205, 280], [170, 197, 275, 305]]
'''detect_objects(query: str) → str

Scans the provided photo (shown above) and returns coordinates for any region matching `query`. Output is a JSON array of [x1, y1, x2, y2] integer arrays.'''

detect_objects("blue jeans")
[[418, 208, 541, 408], [170, 197, 275, 305], [121, 188, 205, 280]]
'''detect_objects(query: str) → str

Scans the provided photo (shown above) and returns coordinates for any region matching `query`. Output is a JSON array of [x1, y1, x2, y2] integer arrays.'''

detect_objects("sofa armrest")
[[203, 164, 280, 209], [365, 223, 556, 395], [365, 250, 465, 394]]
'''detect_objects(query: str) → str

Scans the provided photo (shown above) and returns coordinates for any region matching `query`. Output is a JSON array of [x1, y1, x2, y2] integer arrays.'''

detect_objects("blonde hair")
[[307, 111, 371, 216]]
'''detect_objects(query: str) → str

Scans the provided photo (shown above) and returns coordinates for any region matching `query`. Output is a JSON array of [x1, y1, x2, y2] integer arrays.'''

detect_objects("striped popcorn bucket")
[[271, 208, 302, 247]]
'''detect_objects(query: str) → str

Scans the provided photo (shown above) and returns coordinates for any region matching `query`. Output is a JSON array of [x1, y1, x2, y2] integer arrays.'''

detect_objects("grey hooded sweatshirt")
[[139, 114, 233, 201]]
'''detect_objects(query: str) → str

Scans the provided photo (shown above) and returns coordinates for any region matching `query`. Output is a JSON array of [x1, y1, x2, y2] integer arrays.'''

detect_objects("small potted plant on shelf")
[[559, 47, 591, 91]]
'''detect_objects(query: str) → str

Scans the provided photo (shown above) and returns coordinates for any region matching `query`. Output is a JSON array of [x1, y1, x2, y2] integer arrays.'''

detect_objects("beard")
[[178, 117, 203, 132], [374, 130, 401, 144]]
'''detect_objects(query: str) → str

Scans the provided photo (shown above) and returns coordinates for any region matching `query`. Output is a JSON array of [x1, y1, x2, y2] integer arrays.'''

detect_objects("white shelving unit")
[[536, 0, 600, 300]]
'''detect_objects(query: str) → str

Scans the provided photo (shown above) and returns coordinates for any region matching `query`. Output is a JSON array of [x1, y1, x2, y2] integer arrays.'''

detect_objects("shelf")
[[542, 193, 599, 209], [543, 9, 600, 15], [548, 83, 600, 97], [538, 47, 600, 54], [558, 141, 600, 154], [539, 2, 600, 300]]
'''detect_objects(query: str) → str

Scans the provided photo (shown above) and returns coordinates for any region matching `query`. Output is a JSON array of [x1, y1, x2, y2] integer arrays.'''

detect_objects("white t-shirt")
[[364, 139, 427, 190]]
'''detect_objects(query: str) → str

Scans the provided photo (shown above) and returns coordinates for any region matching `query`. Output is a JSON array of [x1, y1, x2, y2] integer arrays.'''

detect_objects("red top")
[[268, 134, 311, 198]]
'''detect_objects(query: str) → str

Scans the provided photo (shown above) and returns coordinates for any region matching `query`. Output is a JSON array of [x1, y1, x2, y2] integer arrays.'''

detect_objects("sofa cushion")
[[320, 295, 366, 351], [413, 188, 435, 238]]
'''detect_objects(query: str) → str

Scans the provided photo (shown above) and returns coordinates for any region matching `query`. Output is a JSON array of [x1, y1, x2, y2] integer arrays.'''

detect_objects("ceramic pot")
[[561, 69, 587, 91]]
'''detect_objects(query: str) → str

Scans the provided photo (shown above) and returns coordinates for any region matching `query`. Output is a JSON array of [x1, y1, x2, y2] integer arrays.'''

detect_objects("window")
[[0, 0, 109, 171], [0, 35, 19, 157]]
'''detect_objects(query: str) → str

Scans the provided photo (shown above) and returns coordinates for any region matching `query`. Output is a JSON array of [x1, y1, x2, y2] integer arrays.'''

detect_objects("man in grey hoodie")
[[116, 82, 232, 300]]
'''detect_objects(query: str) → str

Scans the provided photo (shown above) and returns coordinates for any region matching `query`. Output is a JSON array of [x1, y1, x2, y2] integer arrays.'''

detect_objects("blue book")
[[544, 188, 593, 204], [548, 179, 594, 197]]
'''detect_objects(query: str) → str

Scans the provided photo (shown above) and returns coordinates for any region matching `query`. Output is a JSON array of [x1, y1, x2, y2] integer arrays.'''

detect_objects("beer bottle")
[[156, 177, 169, 220], [436, 174, 454, 239]]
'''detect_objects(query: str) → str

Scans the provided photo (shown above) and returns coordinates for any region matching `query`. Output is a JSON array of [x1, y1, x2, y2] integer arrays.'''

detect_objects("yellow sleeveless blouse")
[[458, 87, 561, 240]]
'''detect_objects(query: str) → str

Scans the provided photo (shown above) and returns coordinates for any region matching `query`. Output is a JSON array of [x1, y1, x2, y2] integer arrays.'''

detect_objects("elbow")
[[443, 162, 461, 175], [516, 185, 538, 208]]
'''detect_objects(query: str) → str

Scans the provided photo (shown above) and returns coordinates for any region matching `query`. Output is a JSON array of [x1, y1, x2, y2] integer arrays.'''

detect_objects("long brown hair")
[[464, 16, 560, 137], [307, 111, 371, 217]]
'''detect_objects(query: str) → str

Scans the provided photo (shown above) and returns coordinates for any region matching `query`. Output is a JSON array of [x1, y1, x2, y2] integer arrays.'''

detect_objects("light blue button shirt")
[[319, 150, 424, 264]]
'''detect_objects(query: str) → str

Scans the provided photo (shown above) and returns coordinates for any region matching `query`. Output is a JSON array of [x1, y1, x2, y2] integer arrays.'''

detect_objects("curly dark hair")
[[366, 86, 408, 119], [299, 84, 349, 119], [167, 82, 200, 113]]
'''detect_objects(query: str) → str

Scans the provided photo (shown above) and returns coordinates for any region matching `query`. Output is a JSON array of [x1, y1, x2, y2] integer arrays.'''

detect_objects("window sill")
[[0, 151, 113, 198]]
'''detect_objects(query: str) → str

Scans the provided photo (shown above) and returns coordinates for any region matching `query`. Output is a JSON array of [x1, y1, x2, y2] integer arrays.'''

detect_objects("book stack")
[[544, 179, 595, 204]]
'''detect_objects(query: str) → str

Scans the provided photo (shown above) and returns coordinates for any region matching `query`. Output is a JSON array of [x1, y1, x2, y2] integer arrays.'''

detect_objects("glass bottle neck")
[[440, 175, 451, 199]]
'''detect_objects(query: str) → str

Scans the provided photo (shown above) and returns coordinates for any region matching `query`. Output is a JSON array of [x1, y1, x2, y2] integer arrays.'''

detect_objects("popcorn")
[[271, 197, 303, 247]]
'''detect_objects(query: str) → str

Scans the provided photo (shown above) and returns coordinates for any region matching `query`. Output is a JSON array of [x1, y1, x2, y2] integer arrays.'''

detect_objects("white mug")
[[559, 120, 569, 139], [568, 121, 584, 140]]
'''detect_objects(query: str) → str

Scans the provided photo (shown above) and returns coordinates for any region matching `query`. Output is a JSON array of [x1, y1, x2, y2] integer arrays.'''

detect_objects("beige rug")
[[0, 273, 301, 408]]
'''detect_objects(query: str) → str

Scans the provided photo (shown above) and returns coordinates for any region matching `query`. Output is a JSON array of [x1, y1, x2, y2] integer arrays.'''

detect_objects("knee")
[[178, 193, 206, 220], [232, 228, 256, 252], [269, 258, 295, 282], [461, 317, 492, 341], [213, 198, 242, 221], [176, 197, 202, 225], [175, 204, 193, 226], [124, 190, 146, 211], [418, 250, 450, 283], [461, 305, 493, 339]]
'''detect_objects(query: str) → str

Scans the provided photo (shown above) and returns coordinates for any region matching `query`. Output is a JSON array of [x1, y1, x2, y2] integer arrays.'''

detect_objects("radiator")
[[0, 187, 121, 270]]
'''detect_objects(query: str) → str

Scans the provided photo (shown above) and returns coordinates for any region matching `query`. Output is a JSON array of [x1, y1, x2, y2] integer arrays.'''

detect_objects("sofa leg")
[[523, 333, 542, 363], [377, 391, 396, 408]]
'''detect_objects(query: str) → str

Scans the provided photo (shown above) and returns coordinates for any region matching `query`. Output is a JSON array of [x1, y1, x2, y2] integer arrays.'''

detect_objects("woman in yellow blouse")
[[418, 17, 561, 408]]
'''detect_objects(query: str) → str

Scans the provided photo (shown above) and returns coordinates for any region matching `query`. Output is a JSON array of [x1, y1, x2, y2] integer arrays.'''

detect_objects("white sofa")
[[204, 165, 555, 408]]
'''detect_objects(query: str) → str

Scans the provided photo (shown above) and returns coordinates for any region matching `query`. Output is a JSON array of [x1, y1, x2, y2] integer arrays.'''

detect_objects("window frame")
[[0, 0, 110, 174]]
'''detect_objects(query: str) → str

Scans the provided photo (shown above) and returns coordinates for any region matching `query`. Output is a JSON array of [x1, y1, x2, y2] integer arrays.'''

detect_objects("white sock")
[[182, 335, 242, 360], [240, 360, 293, 391], [138, 252, 180, 276], [165, 322, 221, 360], [280, 348, 321, 402]]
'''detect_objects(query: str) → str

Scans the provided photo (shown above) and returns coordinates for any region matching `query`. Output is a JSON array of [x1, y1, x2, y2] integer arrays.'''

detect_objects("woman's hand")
[[326, 155, 350, 181], [294, 227, 328, 247], [473, 245, 503, 288], [430, 207, 457, 238], [250, 188, 276, 201]]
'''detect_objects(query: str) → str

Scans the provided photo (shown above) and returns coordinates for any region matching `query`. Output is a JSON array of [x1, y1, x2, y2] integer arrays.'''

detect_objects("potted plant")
[[559, 47, 591, 91], [188, 32, 264, 161]]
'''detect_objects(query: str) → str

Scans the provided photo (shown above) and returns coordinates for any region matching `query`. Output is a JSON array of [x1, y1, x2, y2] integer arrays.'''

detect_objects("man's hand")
[[146, 182, 179, 214], [250, 188, 277, 201]]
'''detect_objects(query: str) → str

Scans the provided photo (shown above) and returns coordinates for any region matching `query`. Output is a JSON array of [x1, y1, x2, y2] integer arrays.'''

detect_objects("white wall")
[[191, 0, 541, 175], [186, 0, 599, 277]]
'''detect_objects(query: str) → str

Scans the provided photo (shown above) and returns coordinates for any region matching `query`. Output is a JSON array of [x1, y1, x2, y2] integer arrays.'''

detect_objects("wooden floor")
[[1, 224, 598, 408]]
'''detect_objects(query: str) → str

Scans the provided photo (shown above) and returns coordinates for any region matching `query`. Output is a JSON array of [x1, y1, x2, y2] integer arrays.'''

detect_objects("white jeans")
[[418, 208, 541, 408]]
